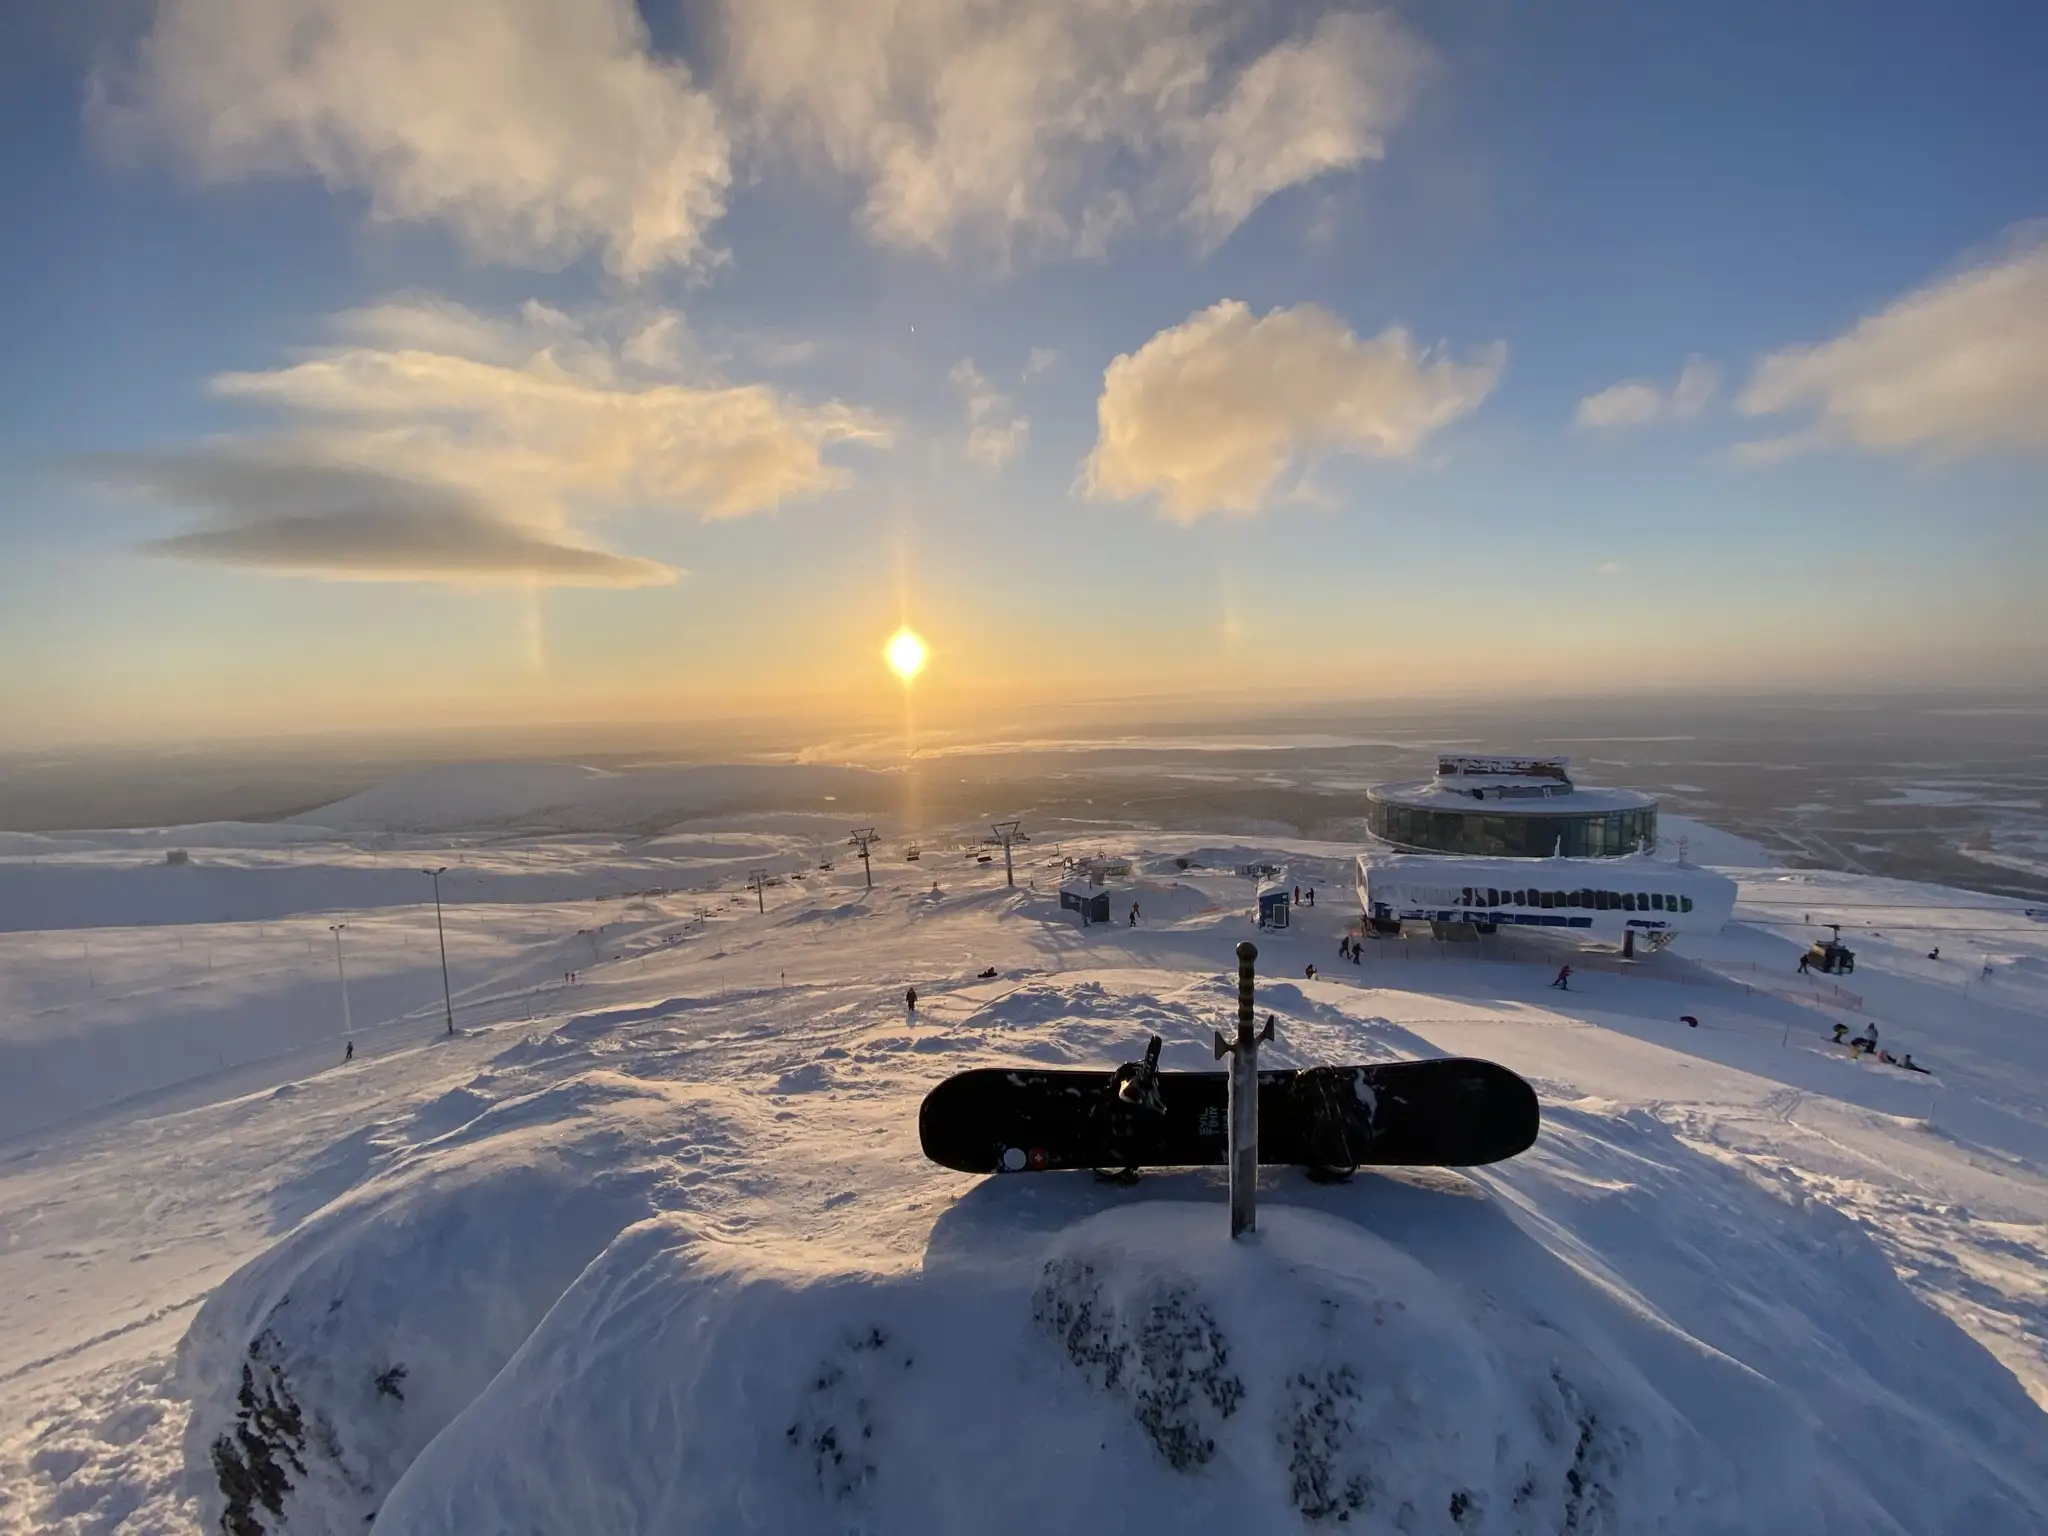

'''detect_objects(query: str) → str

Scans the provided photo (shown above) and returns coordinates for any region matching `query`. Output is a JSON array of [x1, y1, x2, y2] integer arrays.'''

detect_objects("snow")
[[3, 768, 2047, 1533]]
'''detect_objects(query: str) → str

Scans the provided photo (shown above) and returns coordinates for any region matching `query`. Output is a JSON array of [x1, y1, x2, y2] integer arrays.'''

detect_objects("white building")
[[1356, 850, 1736, 952]]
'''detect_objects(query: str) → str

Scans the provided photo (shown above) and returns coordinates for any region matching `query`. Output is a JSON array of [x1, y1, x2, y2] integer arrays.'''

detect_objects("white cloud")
[[1575, 357, 1719, 429], [213, 300, 889, 520], [97, 0, 731, 277], [1184, 11, 1425, 247], [94, 297, 886, 585], [1082, 299, 1504, 521], [1023, 347, 1060, 381], [1668, 357, 1718, 420], [715, 0, 1429, 261], [950, 359, 1029, 470], [1736, 237, 2048, 461]]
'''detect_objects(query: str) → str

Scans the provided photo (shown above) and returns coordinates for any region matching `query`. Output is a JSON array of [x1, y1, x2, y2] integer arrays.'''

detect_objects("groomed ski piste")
[[3, 764, 2047, 1533]]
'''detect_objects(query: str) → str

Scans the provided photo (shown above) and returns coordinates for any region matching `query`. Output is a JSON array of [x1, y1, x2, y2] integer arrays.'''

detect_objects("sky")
[[2, 0, 2045, 751]]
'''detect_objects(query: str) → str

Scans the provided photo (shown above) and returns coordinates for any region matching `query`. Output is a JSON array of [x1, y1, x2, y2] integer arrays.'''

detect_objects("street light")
[[329, 922, 353, 1038], [422, 867, 454, 1034]]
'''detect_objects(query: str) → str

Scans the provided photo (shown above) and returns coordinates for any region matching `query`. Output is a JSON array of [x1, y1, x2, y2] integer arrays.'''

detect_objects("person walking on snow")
[[344, 1040, 353, 1063], [1551, 965, 1572, 990], [905, 987, 917, 1014], [1306, 887, 1315, 907], [1797, 952, 1811, 975], [1129, 902, 1140, 927]]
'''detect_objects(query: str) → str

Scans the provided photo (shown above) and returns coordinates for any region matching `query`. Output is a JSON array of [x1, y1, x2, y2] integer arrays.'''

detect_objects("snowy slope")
[[3, 799, 2047, 1534]]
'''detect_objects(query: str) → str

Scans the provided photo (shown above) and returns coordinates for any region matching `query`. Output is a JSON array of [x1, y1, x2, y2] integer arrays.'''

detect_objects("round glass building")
[[1365, 755, 1656, 859]]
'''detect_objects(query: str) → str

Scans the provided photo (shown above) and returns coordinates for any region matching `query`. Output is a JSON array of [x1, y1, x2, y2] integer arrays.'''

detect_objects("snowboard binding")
[[1113, 1034, 1167, 1115], [1095, 1035, 1168, 1182]]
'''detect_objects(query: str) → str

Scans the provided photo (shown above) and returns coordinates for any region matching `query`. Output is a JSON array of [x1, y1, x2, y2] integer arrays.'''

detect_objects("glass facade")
[[1367, 795, 1657, 858]]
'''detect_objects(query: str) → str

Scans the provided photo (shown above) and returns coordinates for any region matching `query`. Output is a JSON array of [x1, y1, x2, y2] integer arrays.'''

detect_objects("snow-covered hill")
[[3, 795, 2046, 1533]]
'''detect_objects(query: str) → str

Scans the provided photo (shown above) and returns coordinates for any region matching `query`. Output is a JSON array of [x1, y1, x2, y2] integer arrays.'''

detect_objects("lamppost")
[[422, 867, 454, 1034], [329, 922, 353, 1037]]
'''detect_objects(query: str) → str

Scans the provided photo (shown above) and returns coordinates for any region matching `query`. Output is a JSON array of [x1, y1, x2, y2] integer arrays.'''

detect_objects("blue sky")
[[2, 0, 2044, 748]]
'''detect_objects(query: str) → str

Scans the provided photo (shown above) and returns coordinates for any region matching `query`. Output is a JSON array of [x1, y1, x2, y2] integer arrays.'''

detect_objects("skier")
[[1338, 936, 1350, 961], [1551, 965, 1572, 991], [1351, 938, 1361, 965], [906, 987, 918, 1014], [344, 1040, 354, 1063]]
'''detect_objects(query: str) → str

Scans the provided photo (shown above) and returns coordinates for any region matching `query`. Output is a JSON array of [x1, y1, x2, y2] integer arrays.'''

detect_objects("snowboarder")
[[1797, 952, 1811, 975], [344, 1040, 354, 1063], [978, 966, 998, 979], [1901, 1053, 1929, 1073], [906, 987, 918, 1014], [1982, 960, 1995, 979], [1927, 946, 1941, 961], [1831, 1022, 1849, 1044], [1305, 963, 1317, 981], [1551, 965, 1572, 991]]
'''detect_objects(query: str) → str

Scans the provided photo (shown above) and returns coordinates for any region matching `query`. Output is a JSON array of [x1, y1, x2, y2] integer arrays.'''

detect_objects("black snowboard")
[[919, 1051, 1539, 1174]]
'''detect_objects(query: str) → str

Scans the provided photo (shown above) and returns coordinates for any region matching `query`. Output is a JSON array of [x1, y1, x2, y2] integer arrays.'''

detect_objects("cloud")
[[1596, 560, 1624, 577], [92, 450, 677, 586], [96, 0, 730, 277], [715, 0, 1429, 261], [1082, 299, 1504, 521], [1735, 237, 2048, 462], [1184, 11, 1426, 247], [949, 359, 1029, 470], [1023, 347, 1060, 381], [1575, 357, 1719, 429], [211, 299, 890, 520], [91, 297, 885, 586]]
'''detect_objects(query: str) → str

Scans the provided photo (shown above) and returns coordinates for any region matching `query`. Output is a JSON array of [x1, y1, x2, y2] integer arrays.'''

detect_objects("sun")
[[884, 626, 929, 683]]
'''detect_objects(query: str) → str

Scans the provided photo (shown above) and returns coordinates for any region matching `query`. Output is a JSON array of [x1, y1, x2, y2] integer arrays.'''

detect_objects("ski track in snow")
[[1, 798, 2045, 1532]]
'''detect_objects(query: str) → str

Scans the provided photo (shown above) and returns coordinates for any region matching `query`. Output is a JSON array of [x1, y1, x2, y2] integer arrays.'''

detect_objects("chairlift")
[[905, 844, 922, 862]]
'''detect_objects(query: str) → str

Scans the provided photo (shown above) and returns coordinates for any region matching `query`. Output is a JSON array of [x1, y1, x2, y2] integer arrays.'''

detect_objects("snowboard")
[[918, 1044, 1539, 1174]]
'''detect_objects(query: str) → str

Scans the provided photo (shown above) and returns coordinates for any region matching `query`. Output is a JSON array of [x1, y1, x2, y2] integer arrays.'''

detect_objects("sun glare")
[[884, 626, 929, 683]]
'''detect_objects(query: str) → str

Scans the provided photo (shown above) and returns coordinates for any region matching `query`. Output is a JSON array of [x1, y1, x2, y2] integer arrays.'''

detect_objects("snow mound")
[[372, 1201, 1841, 1535], [174, 1071, 714, 1535]]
